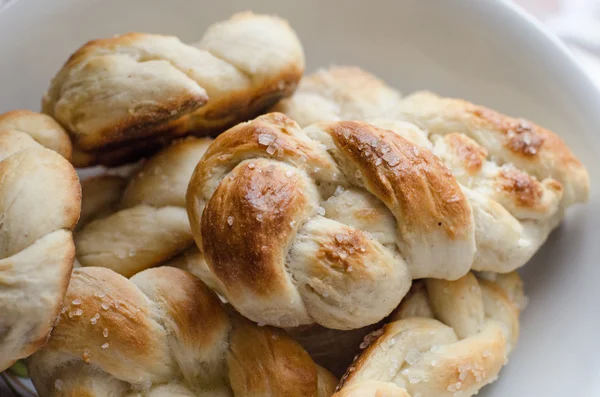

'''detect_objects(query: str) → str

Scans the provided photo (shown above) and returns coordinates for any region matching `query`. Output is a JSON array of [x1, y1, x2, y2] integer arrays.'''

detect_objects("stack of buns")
[[0, 11, 589, 397]]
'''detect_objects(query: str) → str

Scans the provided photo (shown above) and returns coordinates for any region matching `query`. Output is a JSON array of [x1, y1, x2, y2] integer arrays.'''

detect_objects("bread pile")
[[0, 11, 589, 397]]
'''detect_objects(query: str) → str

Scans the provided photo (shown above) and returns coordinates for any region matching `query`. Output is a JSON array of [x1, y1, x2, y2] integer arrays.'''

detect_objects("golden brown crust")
[[29, 267, 336, 397], [228, 317, 329, 397], [400, 91, 589, 206], [201, 160, 310, 298], [443, 132, 487, 175], [187, 113, 475, 329], [327, 121, 471, 240], [44, 13, 305, 167]]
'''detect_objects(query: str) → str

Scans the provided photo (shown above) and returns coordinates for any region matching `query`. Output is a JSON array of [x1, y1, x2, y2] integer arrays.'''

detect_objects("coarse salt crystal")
[[289, 220, 296, 227], [383, 152, 400, 166], [248, 162, 255, 170], [103, 328, 109, 338], [405, 349, 422, 365], [55, 379, 63, 390], [334, 185, 345, 196], [285, 170, 294, 178], [227, 216, 234, 226], [258, 133, 275, 146], [266, 144, 277, 155], [72, 299, 82, 306], [317, 206, 326, 216], [374, 157, 383, 166], [73, 309, 83, 316], [256, 214, 263, 222], [90, 317, 98, 325], [101, 343, 110, 349], [101, 303, 110, 311], [347, 266, 353, 272]]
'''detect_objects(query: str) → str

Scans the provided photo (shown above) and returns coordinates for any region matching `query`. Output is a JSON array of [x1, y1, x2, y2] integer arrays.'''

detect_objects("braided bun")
[[276, 67, 588, 272], [335, 272, 524, 397], [28, 266, 337, 397], [187, 112, 476, 329], [43, 12, 305, 167]]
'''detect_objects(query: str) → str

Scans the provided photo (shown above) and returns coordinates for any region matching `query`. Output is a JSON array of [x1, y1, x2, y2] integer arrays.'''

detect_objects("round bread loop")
[[76, 137, 212, 277], [187, 112, 475, 330], [28, 266, 337, 397], [335, 272, 524, 397], [275, 66, 589, 273], [43, 12, 305, 167], [0, 111, 80, 371]]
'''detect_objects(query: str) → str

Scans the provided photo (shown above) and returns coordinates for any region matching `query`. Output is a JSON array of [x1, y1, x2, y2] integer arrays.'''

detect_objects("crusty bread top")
[[0, 112, 81, 371], [398, 91, 589, 207], [187, 112, 475, 330], [275, 66, 589, 273], [43, 12, 305, 167], [28, 266, 337, 397]]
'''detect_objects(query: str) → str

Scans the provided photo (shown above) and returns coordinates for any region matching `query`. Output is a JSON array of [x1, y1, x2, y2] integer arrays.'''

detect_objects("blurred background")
[[514, 0, 600, 86]]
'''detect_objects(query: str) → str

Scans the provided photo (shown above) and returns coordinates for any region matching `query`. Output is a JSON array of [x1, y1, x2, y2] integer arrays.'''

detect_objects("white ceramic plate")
[[1, 0, 599, 396]]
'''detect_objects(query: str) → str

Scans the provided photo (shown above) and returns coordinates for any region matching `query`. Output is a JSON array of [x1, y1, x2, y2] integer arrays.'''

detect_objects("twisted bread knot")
[[43, 12, 305, 167], [76, 137, 212, 277], [335, 272, 524, 397], [275, 67, 589, 272], [187, 112, 476, 330], [0, 111, 81, 371], [28, 266, 337, 397]]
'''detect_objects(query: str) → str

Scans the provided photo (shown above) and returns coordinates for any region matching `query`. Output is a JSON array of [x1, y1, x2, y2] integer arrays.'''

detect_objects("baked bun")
[[43, 12, 305, 167], [76, 137, 212, 277], [272, 66, 402, 126], [187, 112, 476, 329], [335, 272, 524, 397], [28, 266, 337, 397], [0, 111, 81, 371], [276, 67, 589, 272]]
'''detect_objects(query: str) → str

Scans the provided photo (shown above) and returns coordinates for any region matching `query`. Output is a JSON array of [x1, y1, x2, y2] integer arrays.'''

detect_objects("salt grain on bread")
[[28, 266, 337, 397], [276, 66, 589, 272], [186, 112, 476, 330], [334, 272, 524, 397], [76, 137, 212, 277], [43, 12, 305, 167], [0, 111, 81, 371]]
